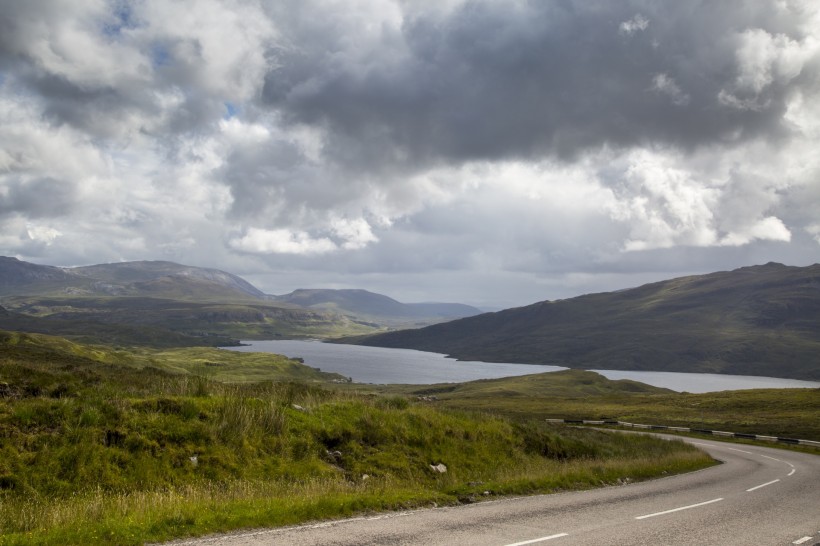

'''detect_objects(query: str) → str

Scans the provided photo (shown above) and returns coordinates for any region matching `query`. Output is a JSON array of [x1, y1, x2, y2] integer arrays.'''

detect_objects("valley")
[[1, 258, 819, 545]]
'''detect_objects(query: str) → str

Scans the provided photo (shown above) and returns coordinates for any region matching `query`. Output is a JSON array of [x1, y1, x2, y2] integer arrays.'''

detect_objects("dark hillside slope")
[[0, 257, 266, 300], [346, 263, 820, 380], [71, 261, 266, 299], [0, 256, 85, 295]]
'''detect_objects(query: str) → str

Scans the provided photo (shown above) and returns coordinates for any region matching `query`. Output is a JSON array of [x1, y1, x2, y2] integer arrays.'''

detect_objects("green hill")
[[371, 370, 820, 440], [342, 263, 820, 380], [0, 296, 377, 346]]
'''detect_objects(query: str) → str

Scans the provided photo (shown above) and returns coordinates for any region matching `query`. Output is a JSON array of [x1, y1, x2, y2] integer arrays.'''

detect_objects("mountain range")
[[0, 257, 480, 345], [339, 263, 820, 381], [4, 257, 819, 381], [272, 288, 481, 326], [0, 257, 268, 301]]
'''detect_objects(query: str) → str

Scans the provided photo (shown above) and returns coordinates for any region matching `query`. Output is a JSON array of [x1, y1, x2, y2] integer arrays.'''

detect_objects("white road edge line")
[[635, 498, 723, 520], [792, 536, 813, 544], [503, 533, 569, 545], [746, 479, 780, 492]]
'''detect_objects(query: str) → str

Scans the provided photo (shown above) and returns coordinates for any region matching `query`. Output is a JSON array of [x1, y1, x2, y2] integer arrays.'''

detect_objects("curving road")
[[169, 436, 820, 546]]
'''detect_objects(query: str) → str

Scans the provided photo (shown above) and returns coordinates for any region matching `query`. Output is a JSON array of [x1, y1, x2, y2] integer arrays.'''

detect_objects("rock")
[[430, 463, 447, 473], [361, 474, 370, 481], [325, 450, 343, 462], [292, 404, 306, 411], [189, 455, 198, 467]]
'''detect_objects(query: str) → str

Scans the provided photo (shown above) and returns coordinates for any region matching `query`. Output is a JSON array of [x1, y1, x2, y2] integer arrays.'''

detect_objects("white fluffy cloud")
[[619, 14, 649, 36], [651, 74, 690, 107], [230, 227, 336, 255]]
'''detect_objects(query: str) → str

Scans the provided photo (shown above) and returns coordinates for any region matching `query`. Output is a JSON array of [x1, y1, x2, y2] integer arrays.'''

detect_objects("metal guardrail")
[[544, 419, 820, 448]]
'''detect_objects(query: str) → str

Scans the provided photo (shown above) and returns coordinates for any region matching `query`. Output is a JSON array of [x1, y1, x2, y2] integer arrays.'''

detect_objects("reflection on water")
[[224, 340, 820, 393]]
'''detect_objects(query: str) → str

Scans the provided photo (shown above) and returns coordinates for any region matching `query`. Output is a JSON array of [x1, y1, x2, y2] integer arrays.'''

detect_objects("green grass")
[[374, 370, 820, 440], [0, 332, 714, 545], [1, 296, 380, 348]]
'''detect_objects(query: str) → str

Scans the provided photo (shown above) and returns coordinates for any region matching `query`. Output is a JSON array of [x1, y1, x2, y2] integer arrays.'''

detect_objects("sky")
[[1, 0, 819, 309]]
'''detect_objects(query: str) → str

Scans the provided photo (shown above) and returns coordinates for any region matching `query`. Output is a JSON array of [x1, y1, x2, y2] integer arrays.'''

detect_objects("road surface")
[[167, 435, 820, 545]]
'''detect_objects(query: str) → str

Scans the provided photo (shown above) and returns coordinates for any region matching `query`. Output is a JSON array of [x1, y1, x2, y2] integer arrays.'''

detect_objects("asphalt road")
[[168, 435, 820, 546]]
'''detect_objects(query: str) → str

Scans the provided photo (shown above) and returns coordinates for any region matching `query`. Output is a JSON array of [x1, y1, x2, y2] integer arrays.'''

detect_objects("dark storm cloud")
[[1, 0, 818, 307], [262, 1, 812, 170], [0, 177, 76, 218]]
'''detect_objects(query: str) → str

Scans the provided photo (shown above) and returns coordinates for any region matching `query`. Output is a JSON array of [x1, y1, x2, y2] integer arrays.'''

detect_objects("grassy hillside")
[[0, 332, 712, 545], [344, 263, 820, 380], [375, 370, 820, 440], [0, 330, 345, 385], [0, 296, 379, 345], [0, 304, 239, 348]]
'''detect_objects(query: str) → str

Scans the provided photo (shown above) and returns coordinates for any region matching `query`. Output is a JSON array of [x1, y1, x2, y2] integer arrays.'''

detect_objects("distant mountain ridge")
[[69, 261, 265, 298], [273, 288, 481, 325], [0, 257, 265, 301], [0, 257, 480, 339], [0, 256, 78, 292], [343, 263, 820, 381]]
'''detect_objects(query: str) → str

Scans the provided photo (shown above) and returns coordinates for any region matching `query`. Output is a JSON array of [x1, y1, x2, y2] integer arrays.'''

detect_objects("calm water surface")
[[225, 340, 820, 393], [227, 340, 565, 384]]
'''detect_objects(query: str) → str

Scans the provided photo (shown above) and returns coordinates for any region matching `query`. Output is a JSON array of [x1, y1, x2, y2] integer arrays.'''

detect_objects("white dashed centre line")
[[788, 469, 796, 476], [635, 498, 723, 520], [792, 536, 813, 544], [746, 479, 780, 492], [727, 447, 753, 454], [761, 455, 782, 462], [503, 533, 569, 545]]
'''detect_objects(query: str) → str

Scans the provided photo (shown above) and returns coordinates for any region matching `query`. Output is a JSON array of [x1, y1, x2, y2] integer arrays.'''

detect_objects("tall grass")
[[0, 386, 713, 545], [0, 345, 714, 545]]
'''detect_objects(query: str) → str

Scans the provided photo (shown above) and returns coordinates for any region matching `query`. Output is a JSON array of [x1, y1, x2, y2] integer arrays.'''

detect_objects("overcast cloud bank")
[[1, 0, 819, 307]]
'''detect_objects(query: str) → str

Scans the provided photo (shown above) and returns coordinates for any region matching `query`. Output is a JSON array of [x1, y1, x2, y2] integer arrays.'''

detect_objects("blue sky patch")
[[224, 102, 239, 119]]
